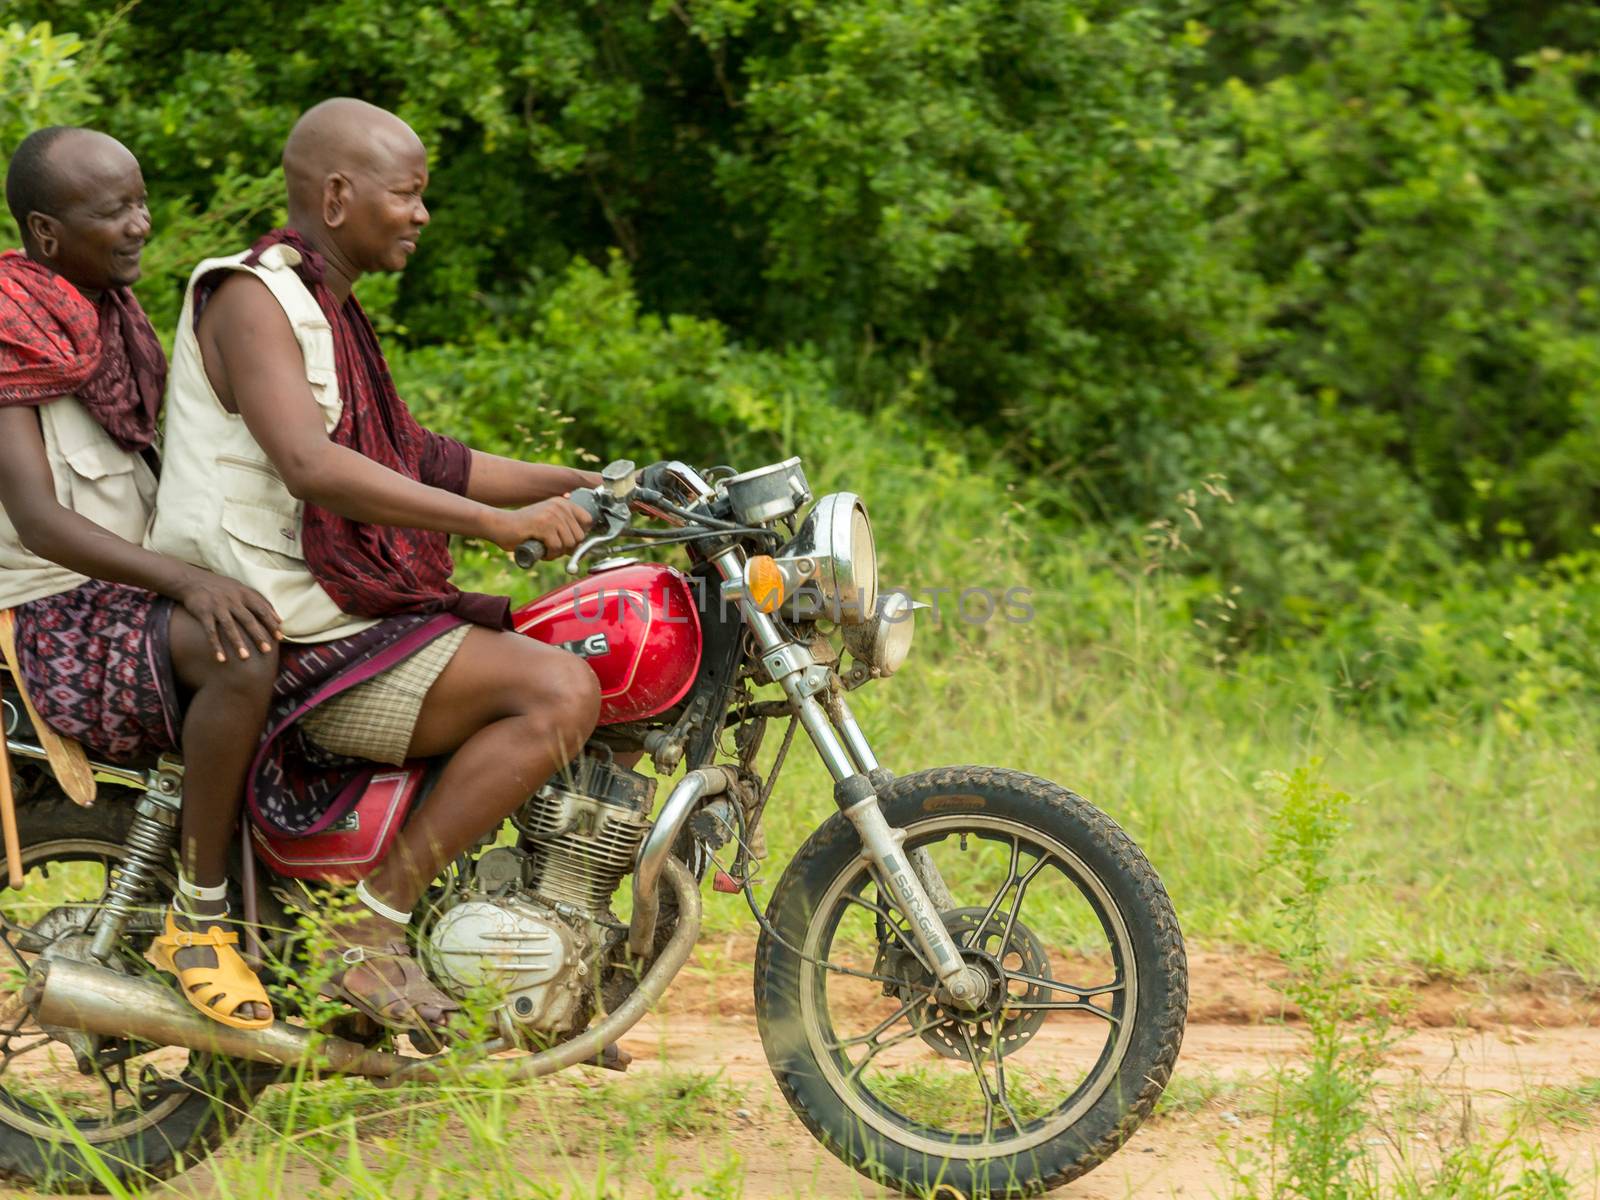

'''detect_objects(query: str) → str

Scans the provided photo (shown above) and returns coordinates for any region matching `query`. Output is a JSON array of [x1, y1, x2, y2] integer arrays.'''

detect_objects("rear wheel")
[[0, 782, 264, 1192], [754, 766, 1186, 1197]]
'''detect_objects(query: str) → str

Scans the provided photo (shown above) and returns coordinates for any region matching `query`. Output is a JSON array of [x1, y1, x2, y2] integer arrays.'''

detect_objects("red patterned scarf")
[[0, 250, 165, 450], [239, 228, 508, 628]]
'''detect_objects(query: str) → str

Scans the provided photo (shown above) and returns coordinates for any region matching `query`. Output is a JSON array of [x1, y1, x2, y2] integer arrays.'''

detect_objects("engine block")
[[424, 895, 589, 1034], [515, 755, 657, 916]]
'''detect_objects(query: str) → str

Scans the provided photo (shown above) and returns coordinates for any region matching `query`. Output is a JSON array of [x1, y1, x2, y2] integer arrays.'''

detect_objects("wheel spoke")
[[956, 1024, 1023, 1138], [997, 853, 1051, 953], [1005, 969, 1124, 999], [1004, 998, 1121, 1022], [962, 835, 1022, 950], [822, 994, 922, 1052], [844, 1014, 947, 1085], [843, 878, 935, 975]]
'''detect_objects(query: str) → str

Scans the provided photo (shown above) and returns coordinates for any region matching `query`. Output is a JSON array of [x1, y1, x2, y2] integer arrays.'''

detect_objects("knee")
[[192, 643, 278, 702], [548, 655, 602, 740], [515, 654, 601, 750]]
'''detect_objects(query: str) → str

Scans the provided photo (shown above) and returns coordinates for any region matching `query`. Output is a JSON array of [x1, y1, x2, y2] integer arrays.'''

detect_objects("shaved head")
[[283, 98, 425, 218], [4, 126, 149, 293], [7, 127, 133, 243], [281, 98, 431, 282]]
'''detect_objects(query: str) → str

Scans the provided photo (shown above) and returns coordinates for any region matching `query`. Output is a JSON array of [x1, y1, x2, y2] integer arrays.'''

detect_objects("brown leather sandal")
[[320, 941, 460, 1053]]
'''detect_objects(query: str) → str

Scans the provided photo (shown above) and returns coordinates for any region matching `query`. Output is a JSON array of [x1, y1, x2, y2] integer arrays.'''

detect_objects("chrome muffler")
[[27, 957, 407, 1077], [25, 855, 703, 1084]]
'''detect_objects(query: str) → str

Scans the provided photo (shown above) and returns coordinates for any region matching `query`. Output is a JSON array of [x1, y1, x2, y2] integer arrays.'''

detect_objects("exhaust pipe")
[[629, 766, 731, 958], [28, 957, 407, 1076], [27, 854, 703, 1085]]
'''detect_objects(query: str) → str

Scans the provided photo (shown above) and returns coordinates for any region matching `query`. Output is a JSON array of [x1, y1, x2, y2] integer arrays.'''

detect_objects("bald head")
[[283, 98, 425, 217], [5, 126, 149, 293], [6, 127, 135, 242], [281, 98, 431, 281]]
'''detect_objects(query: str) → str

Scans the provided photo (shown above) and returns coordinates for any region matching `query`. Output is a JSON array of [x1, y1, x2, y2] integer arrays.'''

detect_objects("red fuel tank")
[[512, 562, 704, 725]]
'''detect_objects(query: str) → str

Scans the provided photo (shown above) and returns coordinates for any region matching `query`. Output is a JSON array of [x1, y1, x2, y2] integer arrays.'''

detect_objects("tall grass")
[[456, 397, 1600, 983]]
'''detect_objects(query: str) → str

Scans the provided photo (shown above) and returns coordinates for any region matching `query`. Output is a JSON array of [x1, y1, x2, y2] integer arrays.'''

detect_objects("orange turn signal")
[[745, 555, 787, 614]]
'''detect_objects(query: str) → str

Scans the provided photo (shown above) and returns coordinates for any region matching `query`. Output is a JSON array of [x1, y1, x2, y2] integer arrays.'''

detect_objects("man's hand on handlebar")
[[490, 496, 594, 558]]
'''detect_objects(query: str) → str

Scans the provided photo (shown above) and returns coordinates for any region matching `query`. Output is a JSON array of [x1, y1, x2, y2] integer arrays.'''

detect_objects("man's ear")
[[25, 212, 60, 260], [324, 173, 352, 229]]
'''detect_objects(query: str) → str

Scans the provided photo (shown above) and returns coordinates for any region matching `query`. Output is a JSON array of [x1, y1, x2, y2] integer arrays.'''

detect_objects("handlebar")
[[513, 488, 604, 569]]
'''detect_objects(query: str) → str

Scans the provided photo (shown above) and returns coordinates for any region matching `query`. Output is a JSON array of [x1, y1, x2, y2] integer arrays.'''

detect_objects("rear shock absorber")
[[88, 758, 182, 963]]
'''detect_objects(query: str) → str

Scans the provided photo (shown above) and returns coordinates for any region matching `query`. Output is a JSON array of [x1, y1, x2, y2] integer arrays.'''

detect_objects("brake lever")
[[563, 499, 632, 575]]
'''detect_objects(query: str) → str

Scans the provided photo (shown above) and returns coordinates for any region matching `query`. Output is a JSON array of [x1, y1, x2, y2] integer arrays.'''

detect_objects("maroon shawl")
[[0, 250, 165, 449], [239, 229, 508, 628]]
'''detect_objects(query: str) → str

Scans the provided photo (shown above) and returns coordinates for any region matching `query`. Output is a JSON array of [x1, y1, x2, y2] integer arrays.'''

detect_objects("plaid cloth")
[[298, 624, 468, 765]]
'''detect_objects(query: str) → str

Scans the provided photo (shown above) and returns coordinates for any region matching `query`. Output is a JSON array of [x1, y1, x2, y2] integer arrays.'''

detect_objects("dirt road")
[[6, 945, 1599, 1198], [605, 946, 1600, 1198]]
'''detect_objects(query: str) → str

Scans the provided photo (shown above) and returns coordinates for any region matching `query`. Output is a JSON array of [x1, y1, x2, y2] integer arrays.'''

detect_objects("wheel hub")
[[884, 907, 1053, 1061]]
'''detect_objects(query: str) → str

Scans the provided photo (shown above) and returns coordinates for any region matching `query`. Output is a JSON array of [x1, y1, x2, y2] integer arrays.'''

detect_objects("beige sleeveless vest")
[[145, 244, 377, 642], [0, 395, 157, 609]]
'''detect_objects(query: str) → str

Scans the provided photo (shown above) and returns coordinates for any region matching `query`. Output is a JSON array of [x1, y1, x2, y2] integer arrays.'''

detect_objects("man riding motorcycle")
[[145, 97, 607, 1045]]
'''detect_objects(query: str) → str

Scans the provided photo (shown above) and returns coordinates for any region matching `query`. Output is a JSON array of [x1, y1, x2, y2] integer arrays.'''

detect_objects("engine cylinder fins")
[[515, 756, 657, 916], [524, 820, 650, 912]]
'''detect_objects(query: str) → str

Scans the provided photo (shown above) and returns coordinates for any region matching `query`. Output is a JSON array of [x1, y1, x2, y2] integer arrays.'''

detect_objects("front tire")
[[753, 766, 1186, 1197]]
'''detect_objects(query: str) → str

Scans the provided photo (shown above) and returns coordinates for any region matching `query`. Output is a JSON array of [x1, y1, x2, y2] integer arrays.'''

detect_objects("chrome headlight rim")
[[794, 492, 877, 625], [843, 590, 917, 677]]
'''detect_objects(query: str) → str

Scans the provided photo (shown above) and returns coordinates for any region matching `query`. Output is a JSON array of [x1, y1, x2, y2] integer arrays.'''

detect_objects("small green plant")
[[1225, 760, 1388, 1200], [1226, 763, 1581, 1200]]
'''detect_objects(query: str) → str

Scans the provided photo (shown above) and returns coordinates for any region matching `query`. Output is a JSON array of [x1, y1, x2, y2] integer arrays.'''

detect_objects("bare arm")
[[464, 451, 600, 507], [0, 406, 279, 660], [201, 275, 591, 556]]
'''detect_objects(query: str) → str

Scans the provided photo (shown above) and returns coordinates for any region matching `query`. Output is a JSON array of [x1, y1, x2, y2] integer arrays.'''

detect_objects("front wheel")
[[753, 766, 1186, 1197]]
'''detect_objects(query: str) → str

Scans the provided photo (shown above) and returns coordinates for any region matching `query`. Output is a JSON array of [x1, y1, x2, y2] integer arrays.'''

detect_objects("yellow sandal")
[[147, 909, 274, 1031]]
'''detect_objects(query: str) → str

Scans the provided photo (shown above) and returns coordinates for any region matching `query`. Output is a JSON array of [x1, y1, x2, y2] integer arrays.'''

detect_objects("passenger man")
[[0, 127, 276, 1028], [148, 99, 602, 1043]]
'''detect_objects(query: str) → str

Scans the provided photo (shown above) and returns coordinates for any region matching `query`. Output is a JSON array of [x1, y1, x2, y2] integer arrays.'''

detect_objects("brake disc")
[[883, 906, 1053, 1062]]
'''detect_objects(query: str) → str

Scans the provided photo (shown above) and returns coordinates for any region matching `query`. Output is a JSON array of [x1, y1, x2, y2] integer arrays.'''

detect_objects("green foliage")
[[0, 20, 93, 245], [7, 2, 1600, 712], [1227, 762, 1580, 1200]]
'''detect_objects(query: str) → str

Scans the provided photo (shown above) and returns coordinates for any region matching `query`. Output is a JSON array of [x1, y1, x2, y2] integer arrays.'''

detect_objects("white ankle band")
[[177, 874, 229, 902], [355, 879, 411, 925]]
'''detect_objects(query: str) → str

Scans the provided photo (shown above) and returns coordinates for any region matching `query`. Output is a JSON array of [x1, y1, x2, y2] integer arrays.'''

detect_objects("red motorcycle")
[[0, 458, 1185, 1195]]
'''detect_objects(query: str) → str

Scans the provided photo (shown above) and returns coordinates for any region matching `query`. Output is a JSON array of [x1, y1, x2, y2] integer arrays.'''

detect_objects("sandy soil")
[[603, 945, 1600, 1198], [3, 942, 1599, 1198]]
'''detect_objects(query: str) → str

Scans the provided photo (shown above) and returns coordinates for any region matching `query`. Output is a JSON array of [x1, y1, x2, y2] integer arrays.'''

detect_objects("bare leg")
[[164, 609, 276, 1023], [328, 628, 600, 1033], [362, 628, 600, 910]]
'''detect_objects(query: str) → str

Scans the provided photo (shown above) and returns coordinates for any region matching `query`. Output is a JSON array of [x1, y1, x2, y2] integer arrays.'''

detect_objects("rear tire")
[[753, 766, 1186, 1197], [0, 779, 265, 1192]]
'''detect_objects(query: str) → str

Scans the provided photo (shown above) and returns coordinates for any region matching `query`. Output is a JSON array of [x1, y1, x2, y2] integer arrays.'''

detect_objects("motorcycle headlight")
[[843, 590, 917, 677], [793, 493, 877, 624]]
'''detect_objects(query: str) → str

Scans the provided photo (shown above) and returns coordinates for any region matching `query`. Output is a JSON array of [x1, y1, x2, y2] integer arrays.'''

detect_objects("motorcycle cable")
[[634, 491, 759, 535], [604, 527, 780, 560], [721, 802, 936, 997]]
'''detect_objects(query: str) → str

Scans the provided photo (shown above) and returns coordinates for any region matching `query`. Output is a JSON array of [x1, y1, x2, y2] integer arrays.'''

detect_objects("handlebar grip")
[[511, 488, 605, 570], [513, 539, 546, 570]]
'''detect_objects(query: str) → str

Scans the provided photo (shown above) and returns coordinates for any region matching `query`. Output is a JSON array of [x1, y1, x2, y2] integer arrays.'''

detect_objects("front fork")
[[719, 552, 988, 1010]]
